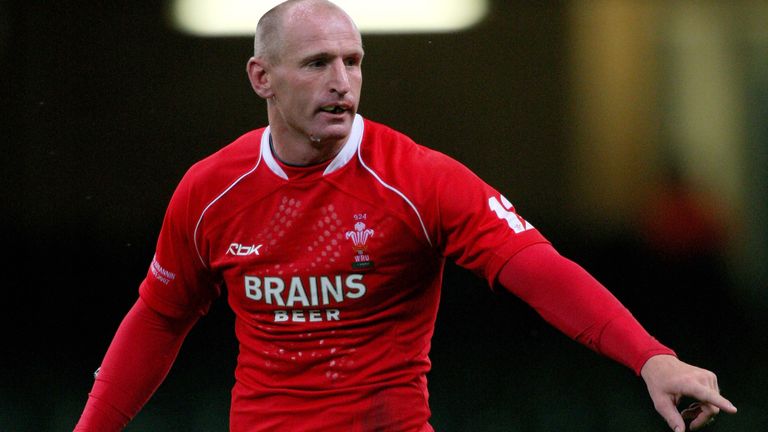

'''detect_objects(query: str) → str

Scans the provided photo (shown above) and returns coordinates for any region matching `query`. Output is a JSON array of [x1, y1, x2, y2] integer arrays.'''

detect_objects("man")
[[74, 1, 736, 431]]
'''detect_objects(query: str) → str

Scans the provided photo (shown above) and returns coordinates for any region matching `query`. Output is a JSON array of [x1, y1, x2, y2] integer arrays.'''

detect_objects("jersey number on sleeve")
[[488, 195, 534, 234]]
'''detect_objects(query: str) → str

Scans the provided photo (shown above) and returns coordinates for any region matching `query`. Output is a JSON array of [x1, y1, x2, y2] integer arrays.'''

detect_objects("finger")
[[689, 403, 719, 431], [683, 384, 737, 413], [701, 392, 736, 413], [681, 403, 702, 423]]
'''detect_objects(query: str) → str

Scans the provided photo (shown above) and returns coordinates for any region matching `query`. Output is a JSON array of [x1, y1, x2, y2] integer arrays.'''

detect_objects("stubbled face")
[[266, 7, 364, 149]]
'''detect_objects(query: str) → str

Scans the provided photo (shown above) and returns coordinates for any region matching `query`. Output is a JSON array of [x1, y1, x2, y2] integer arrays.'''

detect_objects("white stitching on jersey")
[[260, 125, 288, 180], [324, 114, 364, 175], [193, 144, 263, 269], [356, 135, 433, 247]]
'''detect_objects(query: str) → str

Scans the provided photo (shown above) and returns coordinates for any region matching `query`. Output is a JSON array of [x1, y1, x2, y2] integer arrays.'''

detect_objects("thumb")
[[654, 397, 686, 432]]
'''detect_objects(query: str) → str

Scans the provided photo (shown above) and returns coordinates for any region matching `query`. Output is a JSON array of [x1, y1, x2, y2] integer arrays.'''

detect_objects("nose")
[[329, 58, 351, 95]]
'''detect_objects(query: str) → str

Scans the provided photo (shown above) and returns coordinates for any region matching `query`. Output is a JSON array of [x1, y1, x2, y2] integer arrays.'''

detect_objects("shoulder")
[[360, 118, 464, 174], [182, 128, 265, 189], [187, 128, 264, 179], [360, 118, 478, 187], [169, 128, 265, 212]]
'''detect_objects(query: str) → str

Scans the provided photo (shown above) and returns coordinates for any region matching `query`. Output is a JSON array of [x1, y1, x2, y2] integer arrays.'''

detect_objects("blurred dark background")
[[2, 1, 766, 430]]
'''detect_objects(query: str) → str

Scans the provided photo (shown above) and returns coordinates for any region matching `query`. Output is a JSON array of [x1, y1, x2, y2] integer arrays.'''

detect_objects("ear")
[[246, 57, 274, 99]]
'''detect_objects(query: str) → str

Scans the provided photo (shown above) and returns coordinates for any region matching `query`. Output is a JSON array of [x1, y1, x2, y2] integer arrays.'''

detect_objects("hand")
[[640, 355, 737, 431]]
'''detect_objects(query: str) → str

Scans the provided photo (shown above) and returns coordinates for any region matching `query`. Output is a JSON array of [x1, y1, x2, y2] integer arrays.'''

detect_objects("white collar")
[[260, 114, 364, 180]]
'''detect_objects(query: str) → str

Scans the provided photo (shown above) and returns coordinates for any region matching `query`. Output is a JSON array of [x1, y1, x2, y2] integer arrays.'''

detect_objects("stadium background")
[[2, 1, 766, 430]]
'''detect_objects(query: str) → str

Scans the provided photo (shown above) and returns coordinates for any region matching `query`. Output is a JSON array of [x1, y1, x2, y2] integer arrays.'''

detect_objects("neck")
[[268, 129, 347, 167], [269, 136, 335, 167]]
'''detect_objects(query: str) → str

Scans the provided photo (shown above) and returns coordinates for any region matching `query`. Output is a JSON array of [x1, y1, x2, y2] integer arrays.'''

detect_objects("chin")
[[311, 124, 353, 143]]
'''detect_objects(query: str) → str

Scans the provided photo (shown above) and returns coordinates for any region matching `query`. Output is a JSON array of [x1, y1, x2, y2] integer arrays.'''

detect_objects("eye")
[[344, 56, 361, 67]]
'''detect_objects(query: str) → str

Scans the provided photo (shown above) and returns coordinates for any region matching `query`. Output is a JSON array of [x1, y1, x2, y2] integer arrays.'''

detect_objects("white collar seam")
[[261, 114, 364, 179]]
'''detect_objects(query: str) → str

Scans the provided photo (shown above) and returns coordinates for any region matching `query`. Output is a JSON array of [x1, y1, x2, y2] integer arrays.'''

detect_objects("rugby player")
[[74, 1, 736, 431]]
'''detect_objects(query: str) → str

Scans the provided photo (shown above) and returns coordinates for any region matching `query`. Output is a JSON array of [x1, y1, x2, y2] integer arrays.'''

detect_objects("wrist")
[[640, 353, 679, 381]]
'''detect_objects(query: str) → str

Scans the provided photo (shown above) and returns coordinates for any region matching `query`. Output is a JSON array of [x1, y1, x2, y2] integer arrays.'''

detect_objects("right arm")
[[73, 297, 199, 431]]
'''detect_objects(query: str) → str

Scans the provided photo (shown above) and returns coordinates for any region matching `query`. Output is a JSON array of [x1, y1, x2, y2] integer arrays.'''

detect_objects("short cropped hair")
[[253, 0, 357, 64]]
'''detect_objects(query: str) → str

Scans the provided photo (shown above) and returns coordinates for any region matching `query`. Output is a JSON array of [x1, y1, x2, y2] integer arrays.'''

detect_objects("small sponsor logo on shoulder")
[[150, 255, 176, 285], [227, 243, 263, 256]]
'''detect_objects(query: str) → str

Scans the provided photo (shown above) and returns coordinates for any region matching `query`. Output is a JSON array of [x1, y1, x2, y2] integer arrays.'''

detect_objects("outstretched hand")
[[640, 354, 737, 431]]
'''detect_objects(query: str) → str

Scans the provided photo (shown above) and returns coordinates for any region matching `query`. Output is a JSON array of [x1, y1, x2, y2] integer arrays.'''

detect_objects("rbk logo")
[[488, 195, 534, 234], [227, 243, 263, 256]]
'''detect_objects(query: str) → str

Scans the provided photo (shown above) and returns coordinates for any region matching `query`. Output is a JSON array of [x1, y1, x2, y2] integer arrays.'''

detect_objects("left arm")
[[498, 243, 736, 430]]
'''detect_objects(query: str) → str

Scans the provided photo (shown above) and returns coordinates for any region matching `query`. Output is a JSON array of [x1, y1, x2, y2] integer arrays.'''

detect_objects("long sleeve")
[[73, 297, 198, 431], [498, 243, 675, 374]]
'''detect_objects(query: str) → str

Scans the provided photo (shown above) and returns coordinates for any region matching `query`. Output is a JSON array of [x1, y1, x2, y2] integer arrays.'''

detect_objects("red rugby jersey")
[[139, 115, 548, 431]]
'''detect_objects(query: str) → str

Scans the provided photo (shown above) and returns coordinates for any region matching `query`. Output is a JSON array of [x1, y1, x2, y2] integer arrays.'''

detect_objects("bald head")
[[253, 0, 359, 64]]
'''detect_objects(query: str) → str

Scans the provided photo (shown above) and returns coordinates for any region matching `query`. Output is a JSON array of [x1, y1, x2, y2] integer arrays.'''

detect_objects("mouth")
[[319, 104, 350, 115]]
